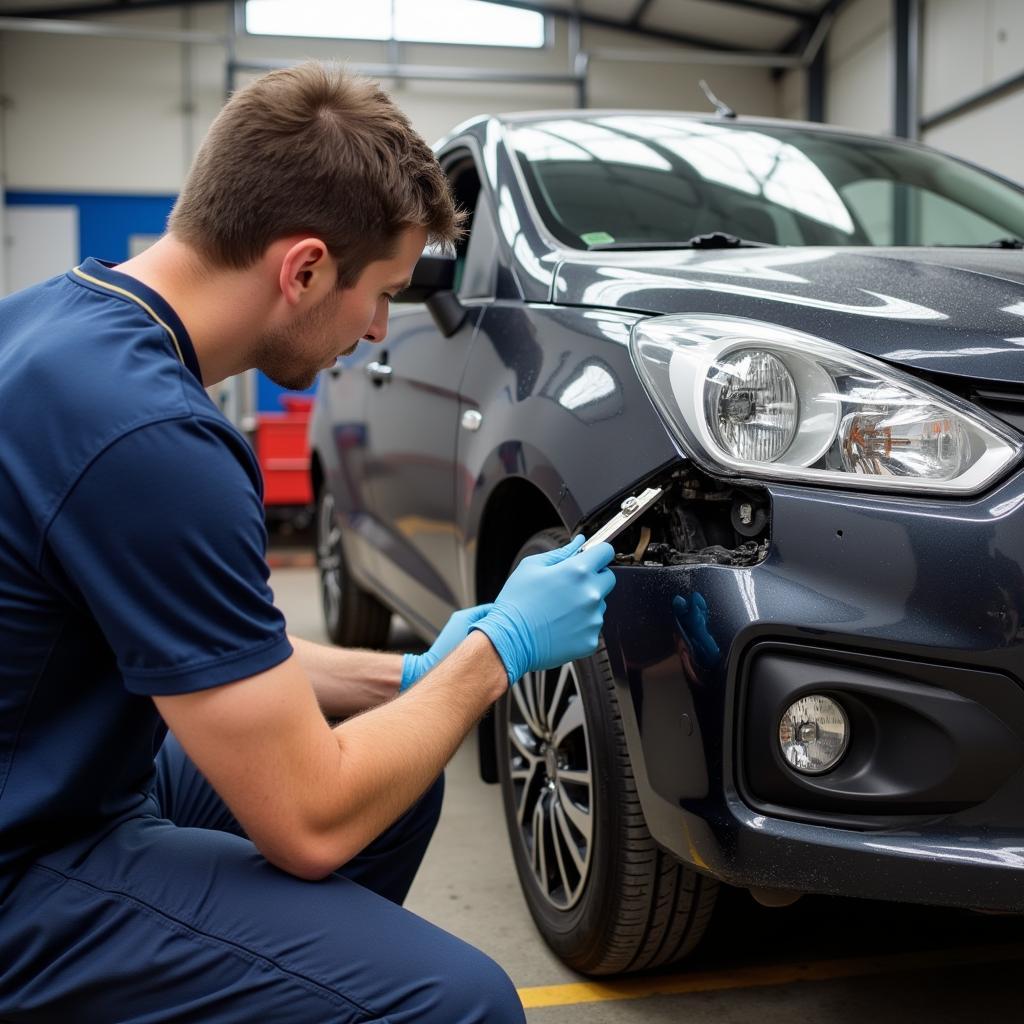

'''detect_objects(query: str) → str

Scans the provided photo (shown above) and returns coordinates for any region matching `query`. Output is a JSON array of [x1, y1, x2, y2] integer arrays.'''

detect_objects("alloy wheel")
[[506, 662, 594, 910]]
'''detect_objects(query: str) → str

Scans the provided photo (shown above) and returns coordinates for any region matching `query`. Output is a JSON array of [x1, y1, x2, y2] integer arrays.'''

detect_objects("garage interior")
[[2, 0, 1023, 1019]]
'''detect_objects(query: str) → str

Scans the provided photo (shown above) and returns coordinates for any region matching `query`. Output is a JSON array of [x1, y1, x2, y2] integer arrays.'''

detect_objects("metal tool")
[[578, 486, 663, 553]]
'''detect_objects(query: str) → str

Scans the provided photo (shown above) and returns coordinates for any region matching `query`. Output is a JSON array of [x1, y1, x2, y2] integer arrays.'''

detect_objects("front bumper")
[[602, 467, 1024, 912]]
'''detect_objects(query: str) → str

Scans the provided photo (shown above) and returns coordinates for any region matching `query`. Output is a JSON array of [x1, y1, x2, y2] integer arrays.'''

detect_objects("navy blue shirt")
[[0, 258, 292, 895]]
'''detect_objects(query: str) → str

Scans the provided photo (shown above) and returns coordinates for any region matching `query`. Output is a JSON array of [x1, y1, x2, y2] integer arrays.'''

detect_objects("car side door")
[[361, 146, 498, 636]]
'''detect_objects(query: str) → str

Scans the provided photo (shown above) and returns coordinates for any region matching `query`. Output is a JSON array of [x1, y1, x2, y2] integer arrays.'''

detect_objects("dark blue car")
[[309, 111, 1024, 975]]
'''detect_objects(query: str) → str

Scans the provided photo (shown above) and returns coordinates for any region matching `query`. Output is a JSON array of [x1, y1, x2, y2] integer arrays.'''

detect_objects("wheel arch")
[[474, 477, 564, 604], [474, 477, 563, 784]]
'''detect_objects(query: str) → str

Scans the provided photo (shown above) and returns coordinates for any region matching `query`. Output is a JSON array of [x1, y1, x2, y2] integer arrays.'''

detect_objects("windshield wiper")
[[934, 237, 1024, 249], [587, 232, 775, 251]]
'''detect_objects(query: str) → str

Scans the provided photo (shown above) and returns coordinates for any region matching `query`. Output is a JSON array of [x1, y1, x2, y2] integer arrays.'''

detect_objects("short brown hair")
[[169, 62, 463, 287]]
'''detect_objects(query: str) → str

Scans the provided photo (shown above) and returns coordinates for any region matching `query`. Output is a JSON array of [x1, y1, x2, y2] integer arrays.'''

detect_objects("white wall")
[[581, 25, 783, 118], [825, 0, 893, 133], [920, 0, 1024, 183], [779, 67, 805, 121], [0, 4, 783, 195], [813, 0, 1024, 186], [924, 88, 1024, 183], [1, 13, 188, 193], [5, 205, 78, 291]]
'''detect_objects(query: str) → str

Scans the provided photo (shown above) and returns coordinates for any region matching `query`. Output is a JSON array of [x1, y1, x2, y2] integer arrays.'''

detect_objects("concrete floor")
[[272, 563, 1024, 1021]]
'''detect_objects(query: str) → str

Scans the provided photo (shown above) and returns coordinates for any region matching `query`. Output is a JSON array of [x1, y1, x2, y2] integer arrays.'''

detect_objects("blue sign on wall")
[[6, 190, 175, 263], [5, 191, 316, 412]]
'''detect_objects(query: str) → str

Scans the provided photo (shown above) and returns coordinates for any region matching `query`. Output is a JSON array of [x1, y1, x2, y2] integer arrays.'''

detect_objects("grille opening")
[[972, 388, 1024, 434]]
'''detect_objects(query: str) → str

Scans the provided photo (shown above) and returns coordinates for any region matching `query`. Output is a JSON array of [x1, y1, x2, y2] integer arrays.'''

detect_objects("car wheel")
[[496, 527, 719, 975], [316, 489, 391, 648]]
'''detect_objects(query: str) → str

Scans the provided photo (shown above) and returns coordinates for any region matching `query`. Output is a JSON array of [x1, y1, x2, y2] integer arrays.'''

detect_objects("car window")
[[510, 116, 1024, 249], [841, 179, 1009, 245], [443, 152, 497, 301], [459, 188, 498, 300]]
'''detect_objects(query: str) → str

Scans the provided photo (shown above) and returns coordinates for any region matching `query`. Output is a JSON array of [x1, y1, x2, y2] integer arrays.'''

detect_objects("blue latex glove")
[[400, 603, 495, 692], [471, 535, 616, 684]]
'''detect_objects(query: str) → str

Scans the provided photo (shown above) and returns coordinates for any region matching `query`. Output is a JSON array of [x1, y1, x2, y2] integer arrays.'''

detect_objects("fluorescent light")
[[395, 0, 544, 47], [245, 0, 545, 48], [246, 0, 391, 39]]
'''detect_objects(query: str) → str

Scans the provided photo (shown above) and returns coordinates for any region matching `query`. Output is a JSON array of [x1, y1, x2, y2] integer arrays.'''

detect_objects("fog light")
[[778, 695, 849, 774]]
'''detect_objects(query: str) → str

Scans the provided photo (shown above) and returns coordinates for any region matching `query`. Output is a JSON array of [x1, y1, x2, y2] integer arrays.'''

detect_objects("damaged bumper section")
[[595, 461, 1024, 913], [589, 467, 770, 570]]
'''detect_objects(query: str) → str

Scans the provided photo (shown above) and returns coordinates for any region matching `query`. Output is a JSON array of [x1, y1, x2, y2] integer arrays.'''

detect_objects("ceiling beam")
[[780, 0, 845, 52], [0, 13, 223, 43], [920, 66, 1024, 132], [713, 0, 818, 22], [2, 0, 217, 17], [4, 0, 800, 56], [628, 0, 656, 28], [484, 0, 764, 52]]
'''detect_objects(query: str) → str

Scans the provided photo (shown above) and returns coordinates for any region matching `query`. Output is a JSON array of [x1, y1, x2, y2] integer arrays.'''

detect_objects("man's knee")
[[435, 943, 526, 1024], [476, 957, 526, 1024]]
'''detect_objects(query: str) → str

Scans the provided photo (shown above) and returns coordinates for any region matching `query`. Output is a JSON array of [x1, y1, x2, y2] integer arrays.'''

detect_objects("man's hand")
[[471, 535, 616, 684], [400, 603, 494, 691]]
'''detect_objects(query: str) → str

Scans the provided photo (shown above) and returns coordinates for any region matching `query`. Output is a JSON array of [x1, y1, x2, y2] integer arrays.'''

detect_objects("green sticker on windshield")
[[580, 231, 615, 246]]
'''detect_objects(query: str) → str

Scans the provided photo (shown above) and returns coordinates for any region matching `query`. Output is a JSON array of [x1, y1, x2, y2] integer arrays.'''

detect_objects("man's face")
[[256, 225, 428, 391]]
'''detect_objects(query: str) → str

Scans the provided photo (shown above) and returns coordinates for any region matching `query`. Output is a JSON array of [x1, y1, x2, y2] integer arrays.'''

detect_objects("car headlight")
[[631, 314, 1022, 495]]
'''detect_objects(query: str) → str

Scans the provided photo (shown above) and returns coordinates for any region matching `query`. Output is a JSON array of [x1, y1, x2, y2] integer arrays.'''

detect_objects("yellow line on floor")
[[516, 942, 1024, 1009]]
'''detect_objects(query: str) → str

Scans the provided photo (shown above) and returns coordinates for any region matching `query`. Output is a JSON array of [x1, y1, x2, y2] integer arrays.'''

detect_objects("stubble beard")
[[253, 294, 345, 391]]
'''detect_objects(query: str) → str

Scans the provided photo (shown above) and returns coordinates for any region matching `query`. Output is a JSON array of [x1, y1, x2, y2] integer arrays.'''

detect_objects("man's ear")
[[277, 238, 334, 307]]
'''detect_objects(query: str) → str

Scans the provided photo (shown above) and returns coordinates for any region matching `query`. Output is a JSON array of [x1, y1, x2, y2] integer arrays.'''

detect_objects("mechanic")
[[0, 63, 616, 1022]]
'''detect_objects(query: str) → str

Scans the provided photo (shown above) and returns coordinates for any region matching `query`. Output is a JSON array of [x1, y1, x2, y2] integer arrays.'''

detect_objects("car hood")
[[552, 247, 1024, 385]]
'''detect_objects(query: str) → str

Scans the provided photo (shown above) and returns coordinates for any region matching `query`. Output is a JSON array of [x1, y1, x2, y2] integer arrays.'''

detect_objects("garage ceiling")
[[0, 0, 832, 54], [525, 0, 827, 51]]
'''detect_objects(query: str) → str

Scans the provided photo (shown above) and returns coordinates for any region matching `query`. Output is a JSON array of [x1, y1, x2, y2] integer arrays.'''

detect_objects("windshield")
[[509, 115, 1024, 249]]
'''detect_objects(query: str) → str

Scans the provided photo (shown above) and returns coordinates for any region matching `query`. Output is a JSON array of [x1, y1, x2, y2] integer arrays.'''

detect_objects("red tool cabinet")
[[254, 394, 314, 508]]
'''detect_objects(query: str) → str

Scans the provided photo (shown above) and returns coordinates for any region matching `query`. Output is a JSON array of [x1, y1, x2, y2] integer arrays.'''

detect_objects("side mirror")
[[395, 250, 467, 337], [394, 251, 456, 303]]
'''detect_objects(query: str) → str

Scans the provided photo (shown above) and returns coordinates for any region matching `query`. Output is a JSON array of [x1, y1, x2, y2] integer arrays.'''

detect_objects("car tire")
[[496, 527, 719, 975], [316, 488, 391, 648]]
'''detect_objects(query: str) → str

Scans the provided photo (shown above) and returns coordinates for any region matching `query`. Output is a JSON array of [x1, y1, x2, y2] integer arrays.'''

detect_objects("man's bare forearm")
[[288, 634, 402, 718], [296, 631, 507, 873], [152, 635, 507, 881]]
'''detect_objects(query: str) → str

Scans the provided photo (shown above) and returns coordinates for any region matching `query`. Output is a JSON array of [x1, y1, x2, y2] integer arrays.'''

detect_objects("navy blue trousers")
[[0, 734, 525, 1023]]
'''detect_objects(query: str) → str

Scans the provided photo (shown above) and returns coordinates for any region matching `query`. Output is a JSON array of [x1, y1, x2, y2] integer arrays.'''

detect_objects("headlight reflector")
[[631, 315, 1021, 494], [838, 405, 968, 480], [705, 350, 798, 462]]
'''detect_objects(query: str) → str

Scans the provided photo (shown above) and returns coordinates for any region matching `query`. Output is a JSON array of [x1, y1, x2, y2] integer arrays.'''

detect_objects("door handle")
[[365, 361, 393, 383], [461, 409, 483, 432]]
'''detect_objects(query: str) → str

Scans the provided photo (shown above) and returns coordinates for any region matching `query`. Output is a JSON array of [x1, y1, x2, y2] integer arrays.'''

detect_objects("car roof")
[[438, 109, 923, 152]]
